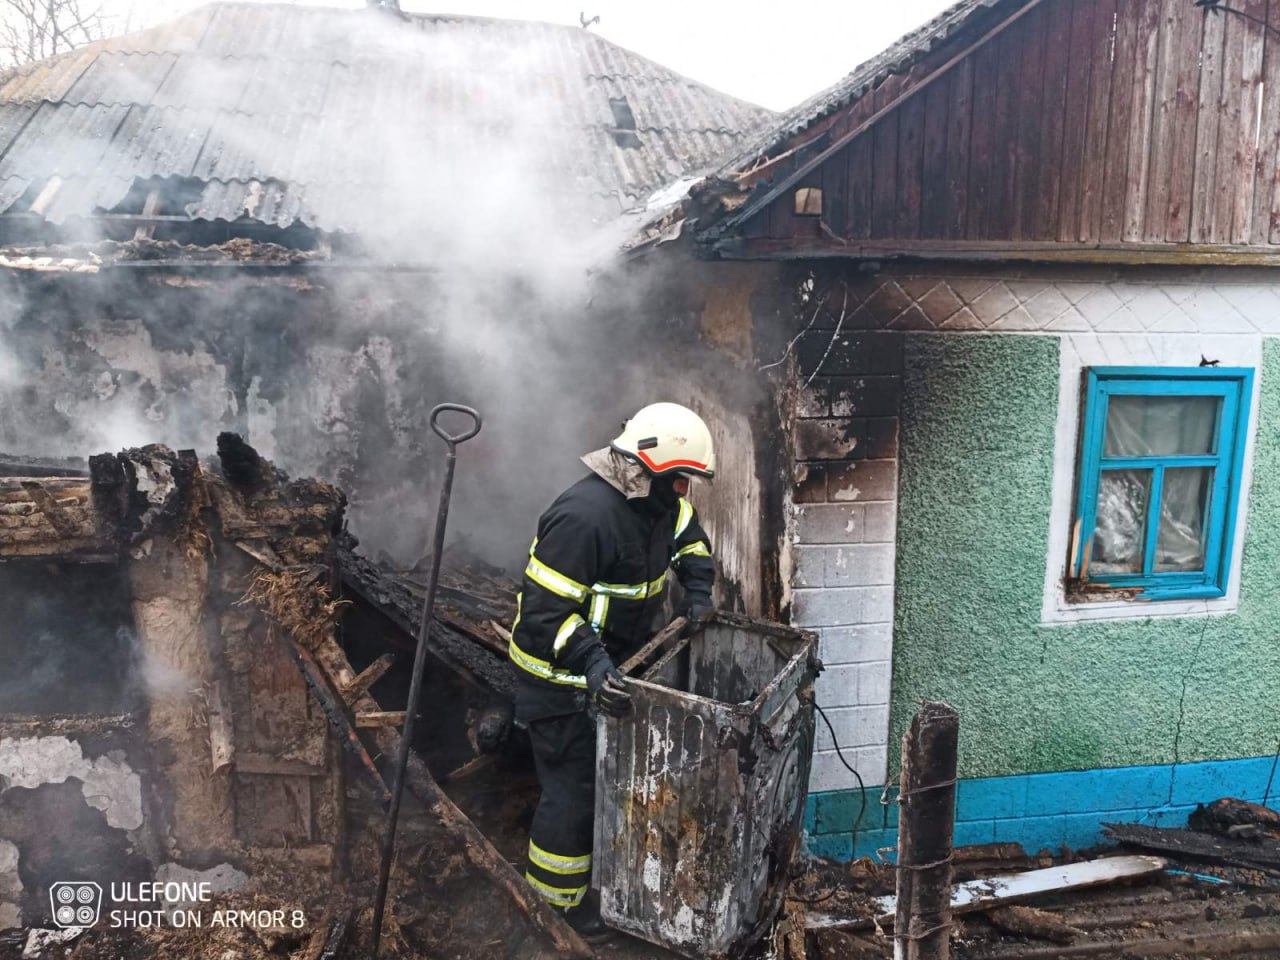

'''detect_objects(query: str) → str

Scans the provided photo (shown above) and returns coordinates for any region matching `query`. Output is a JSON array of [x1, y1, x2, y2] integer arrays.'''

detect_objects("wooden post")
[[894, 700, 959, 960]]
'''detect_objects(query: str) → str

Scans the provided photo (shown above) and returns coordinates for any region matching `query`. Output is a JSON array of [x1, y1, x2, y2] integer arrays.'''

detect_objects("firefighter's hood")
[[581, 447, 651, 499]]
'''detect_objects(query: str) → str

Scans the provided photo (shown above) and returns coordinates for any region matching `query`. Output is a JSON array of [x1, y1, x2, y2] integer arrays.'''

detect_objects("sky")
[[114, 0, 958, 111]]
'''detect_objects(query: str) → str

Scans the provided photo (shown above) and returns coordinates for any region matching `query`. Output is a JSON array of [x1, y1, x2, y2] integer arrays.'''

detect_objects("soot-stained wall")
[[0, 256, 785, 614], [0, 722, 153, 929], [892, 333, 1280, 778]]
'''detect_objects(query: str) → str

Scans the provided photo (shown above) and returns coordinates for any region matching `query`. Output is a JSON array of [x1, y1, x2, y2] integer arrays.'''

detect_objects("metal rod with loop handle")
[[371, 402, 482, 959]]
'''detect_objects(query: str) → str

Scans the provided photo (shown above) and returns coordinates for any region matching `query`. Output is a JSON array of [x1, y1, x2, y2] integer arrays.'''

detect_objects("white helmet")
[[611, 402, 716, 479]]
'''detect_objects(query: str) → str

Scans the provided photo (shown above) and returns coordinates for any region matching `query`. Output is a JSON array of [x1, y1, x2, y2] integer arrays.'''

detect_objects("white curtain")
[[1104, 395, 1218, 457], [1090, 395, 1218, 576]]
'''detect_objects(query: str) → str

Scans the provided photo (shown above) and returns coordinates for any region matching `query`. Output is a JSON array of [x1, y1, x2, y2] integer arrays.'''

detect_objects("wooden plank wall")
[[748, 0, 1280, 251]]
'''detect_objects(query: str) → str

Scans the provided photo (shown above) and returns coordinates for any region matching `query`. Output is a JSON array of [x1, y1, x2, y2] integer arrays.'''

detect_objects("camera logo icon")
[[49, 882, 102, 928]]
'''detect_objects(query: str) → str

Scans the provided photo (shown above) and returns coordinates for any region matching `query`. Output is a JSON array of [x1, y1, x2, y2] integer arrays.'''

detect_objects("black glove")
[[675, 593, 713, 636], [584, 648, 632, 718]]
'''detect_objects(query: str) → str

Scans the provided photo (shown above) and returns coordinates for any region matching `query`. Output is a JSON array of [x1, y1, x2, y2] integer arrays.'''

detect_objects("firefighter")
[[508, 402, 716, 939]]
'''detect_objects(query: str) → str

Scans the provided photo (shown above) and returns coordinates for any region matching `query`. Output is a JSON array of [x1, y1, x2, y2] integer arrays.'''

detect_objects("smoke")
[[0, 567, 142, 713], [0, 6, 736, 569]]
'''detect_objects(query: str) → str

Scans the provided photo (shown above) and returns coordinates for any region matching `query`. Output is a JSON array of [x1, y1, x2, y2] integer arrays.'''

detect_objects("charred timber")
[[896, 700, 960, 960], [336, 541, 515, 700], [217, 431, 270, 488], [0, 452, 87, 477], [1105, 822, 1280, 871]]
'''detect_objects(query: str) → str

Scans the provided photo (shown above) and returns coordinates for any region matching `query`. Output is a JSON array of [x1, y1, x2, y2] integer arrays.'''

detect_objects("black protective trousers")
[[524, 710, 596, 909]]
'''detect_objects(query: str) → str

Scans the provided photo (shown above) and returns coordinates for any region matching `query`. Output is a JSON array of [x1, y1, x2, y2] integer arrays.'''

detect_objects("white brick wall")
[[790, 333, 902, 792]]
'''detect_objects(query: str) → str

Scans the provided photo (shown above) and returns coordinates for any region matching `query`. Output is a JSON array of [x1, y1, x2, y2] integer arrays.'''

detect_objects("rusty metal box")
[[594, 612, 819, 958]]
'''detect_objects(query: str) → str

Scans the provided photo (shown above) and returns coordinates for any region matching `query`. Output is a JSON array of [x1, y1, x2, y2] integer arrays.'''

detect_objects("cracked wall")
[[891, 333, 1280, 777]]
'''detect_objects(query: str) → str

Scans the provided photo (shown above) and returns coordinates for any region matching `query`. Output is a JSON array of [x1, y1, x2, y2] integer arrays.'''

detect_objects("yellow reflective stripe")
[[529, 841, 591, 876], [589, 593, 609, 632], [525, 873, 587, 907], [675, 498, 694, 538], [553, 613, 584, 654], [526, 556, 588, 601], [592, 580, 645, 598], [592, 575, 667, 600], [508, 639, 587, 688], [674, 541, 710, 559]]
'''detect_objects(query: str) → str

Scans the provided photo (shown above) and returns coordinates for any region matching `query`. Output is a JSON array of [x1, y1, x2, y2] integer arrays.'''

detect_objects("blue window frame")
[[1072, 367, 1253, 601]]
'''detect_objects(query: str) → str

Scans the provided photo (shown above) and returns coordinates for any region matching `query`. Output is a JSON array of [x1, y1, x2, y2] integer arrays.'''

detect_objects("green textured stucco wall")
[[891, 334, 1280, 779]]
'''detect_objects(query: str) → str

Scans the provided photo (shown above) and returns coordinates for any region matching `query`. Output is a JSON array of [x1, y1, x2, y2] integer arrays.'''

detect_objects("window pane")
[[1104, 395, 1221, 457], [1091, 469, 1152, 574], [1155, 467, 1212, 572]]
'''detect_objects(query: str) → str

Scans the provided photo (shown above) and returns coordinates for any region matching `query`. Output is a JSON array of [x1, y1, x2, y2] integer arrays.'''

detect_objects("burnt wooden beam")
[[336, 542, 515, 700], [355, 711, 406, 729], [340, 653, 395, 704], [437, 752, 499, 785], [0, 453, 87, 477], [896, 700, 960, 960], [284, 632, 392, 806], [985, 905, 1081, 944], [618, 617, 684, 676]]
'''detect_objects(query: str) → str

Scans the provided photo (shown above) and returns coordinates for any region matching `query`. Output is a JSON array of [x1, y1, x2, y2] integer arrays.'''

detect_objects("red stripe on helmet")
[[636, 450, 709, 473]]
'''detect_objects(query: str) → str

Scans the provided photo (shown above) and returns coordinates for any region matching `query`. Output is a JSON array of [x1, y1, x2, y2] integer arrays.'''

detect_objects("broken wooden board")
[[960, 917, 1280, 958], [807, 855, 1167, 930], [1106, 822, 1280, 870]]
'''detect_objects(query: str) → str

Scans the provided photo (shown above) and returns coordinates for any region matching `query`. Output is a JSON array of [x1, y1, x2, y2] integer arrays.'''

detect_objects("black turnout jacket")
[[509, 465, 714, 718]]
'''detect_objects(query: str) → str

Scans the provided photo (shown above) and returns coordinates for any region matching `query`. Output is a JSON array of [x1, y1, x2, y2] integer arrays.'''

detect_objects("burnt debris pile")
[[0, 436, 592, 960]]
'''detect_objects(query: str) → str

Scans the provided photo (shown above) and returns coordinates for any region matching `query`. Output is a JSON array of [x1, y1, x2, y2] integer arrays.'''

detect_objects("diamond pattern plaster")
[[815, 275, 1280, 334]]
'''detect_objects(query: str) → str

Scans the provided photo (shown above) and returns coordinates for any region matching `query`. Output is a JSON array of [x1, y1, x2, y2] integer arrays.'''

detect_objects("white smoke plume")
[[0, 4, 760, 568]]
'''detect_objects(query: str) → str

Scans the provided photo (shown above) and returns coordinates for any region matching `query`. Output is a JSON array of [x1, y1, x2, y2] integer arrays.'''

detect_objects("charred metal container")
[[594, 612, 819, 958]]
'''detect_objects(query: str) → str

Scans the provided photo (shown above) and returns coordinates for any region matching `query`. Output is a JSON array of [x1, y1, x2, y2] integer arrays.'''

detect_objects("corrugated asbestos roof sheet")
[[0, 3, 772, 233], [774, 0, 1001, 140], [712, 0, 1010, 179]]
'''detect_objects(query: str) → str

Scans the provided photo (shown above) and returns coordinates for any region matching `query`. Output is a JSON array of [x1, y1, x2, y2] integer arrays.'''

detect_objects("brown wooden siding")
[[739, 0, 1280, 258]]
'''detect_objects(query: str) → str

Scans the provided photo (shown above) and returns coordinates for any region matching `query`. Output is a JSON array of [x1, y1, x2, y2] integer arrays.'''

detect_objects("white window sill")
[[1041, 587, 1236, 625]]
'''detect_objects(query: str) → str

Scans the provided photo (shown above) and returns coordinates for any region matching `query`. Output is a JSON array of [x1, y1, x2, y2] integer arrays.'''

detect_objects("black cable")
[[814, 700, 867, 846], [788, 700, 871, 906], [1196, 0, 1280, 39]]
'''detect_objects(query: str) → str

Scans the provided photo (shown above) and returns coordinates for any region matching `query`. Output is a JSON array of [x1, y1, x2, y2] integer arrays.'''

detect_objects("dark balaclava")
[[647, 474, 682, 511]]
